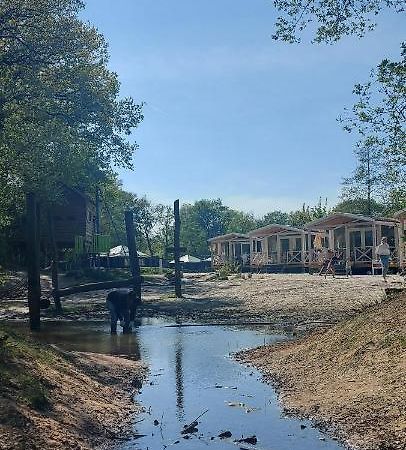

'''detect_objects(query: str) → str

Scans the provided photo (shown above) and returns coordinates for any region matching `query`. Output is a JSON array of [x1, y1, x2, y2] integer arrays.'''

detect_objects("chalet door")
[[350, 228, 373, 262], [280, 238, 289, 263]]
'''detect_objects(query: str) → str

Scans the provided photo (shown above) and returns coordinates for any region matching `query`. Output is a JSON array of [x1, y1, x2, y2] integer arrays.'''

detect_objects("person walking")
[[376, 237, 391, 282]]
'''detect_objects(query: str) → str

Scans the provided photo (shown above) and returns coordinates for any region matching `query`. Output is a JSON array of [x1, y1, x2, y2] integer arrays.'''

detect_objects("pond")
[[21, 319, 344, 450]]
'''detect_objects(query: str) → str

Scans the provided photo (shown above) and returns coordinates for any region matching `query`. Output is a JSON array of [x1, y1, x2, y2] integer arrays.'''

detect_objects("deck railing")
[[284, 250, 302, 264]]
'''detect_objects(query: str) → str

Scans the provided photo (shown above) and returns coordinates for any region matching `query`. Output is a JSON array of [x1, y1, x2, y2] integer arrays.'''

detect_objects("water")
[[10, 320, 343, 450]]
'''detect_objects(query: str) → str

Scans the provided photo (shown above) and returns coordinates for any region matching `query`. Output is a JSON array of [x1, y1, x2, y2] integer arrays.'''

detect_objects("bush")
[[216, 262, 240, 280]]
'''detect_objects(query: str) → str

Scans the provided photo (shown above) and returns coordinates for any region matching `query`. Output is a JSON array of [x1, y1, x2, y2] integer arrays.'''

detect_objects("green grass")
[[0, 327, 55, 411]]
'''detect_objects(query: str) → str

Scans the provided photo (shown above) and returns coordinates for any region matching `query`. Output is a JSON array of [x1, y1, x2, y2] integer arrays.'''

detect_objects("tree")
[[259, 210, 290, 227], [132, 197, 158, 256], [0, 0, 143, 223], [333, 198, 386, 216], [272, 0, 405, 44], [341, 140, 384, 214], [226, 210, 258, 234], [341, 44, 406, 210], [180, 199, 231, 256], [154, 204, 174, 258]]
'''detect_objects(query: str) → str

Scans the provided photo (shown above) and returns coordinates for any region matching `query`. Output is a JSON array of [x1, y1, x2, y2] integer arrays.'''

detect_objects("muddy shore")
[[0, 328, 146, 450]]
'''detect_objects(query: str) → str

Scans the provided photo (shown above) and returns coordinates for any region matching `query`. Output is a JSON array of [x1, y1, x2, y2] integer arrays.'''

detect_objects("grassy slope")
[[0, 326, 145, 450], [239, 294, 406, 450]]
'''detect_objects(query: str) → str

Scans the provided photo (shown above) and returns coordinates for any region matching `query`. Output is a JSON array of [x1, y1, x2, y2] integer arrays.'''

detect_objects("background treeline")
[[94, 184, 398, 259]]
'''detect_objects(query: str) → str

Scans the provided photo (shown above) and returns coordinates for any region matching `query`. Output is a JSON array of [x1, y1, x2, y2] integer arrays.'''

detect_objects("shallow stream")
[[21, 320, 343, 450]]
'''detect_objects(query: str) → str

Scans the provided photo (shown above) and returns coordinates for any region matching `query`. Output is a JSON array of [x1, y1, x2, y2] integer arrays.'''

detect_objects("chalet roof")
[[248, 224, 304, 238], [304, 213, 398, 230], [394, 208, 406, 219], [169, 254, 202, 263], [208, 233, 249, 243]]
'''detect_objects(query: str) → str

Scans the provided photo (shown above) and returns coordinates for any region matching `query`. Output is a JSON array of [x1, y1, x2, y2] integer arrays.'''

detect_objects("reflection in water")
[[174, 328, 184, 420], [110, 333, 141, 360], [7, 321, 141, 360]]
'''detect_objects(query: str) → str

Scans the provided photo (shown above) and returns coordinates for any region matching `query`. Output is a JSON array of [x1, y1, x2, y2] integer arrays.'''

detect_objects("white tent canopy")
[[108, 245, 148, 258], [169, 254, 202, 263]]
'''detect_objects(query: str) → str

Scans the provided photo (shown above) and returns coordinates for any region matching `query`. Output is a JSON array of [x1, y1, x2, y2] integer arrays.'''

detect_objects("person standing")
[[376, 237, 391, 282]]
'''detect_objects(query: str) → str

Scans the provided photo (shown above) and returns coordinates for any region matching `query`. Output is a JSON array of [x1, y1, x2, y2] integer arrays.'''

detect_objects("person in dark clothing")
[[106, 289, 138, 334]]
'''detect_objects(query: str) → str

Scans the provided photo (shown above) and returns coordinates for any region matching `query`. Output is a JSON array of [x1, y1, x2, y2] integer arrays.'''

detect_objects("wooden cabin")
[[248, 224, 317, 269], [304, 213, 401, 269], [208, 233, 250, 267], [49, 186, 97, 248], [394, 209, 406, 269]]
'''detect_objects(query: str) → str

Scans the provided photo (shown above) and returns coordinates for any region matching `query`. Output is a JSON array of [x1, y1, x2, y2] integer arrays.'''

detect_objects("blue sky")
[[83, 1, 404, 216]]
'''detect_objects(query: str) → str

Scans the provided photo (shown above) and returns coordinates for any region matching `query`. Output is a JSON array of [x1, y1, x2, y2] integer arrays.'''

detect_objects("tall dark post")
[[26, 193, 41, 330], [173, 199, 182, 298], [124, 210, 141, 302], [47, 210, 62, 315], [95, 187, 101, 234]]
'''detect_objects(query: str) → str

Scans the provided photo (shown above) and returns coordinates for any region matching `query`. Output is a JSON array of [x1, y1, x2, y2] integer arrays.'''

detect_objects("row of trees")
[[99, 185, 393, 258]]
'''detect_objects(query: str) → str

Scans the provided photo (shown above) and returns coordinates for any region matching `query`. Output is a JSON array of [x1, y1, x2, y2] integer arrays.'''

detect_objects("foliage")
[[0, 0, 143, 226], [272, 0, 405, 44], [341, 44, 406, 211], [216, 262, 240, 280], [180, 199, 231, 257], [100, 177, 173, 256], [225, 210, 258, 234], [333, 198, 386, 216], [258, 210, 289, 227]]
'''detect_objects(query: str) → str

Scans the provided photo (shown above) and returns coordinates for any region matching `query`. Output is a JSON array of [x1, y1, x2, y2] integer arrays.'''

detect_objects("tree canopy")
[[0, 0, 143, 225], [341, 44, 406, 211], [272, 0, 405, 44]]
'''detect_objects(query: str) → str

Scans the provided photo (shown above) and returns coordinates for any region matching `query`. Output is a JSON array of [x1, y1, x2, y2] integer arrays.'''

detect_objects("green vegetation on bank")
[[0, 327, 55, 412]]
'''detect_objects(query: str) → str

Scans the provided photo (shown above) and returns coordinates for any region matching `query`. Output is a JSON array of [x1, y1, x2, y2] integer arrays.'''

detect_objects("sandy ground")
[[1, 272, 403, 327], [141, 273, 403, 326], [0, 336, 146, 450], [237, 293, 406, 450]]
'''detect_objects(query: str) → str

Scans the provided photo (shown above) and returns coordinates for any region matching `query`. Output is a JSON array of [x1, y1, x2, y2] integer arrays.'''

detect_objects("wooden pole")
[[26, 193, 41, 331], [124, 210, 141, 302], [47, 210, 62, 314], [173, 199, 182, 298]]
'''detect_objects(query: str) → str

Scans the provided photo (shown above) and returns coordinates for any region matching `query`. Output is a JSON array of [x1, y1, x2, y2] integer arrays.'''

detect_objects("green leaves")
[[0, 0, 143, 225], [340, 44, 406, 211], [272, 1, 404, 44]]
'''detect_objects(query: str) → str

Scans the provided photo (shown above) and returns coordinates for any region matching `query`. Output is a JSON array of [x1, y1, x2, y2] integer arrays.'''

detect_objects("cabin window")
[[281, 239, 289, 253], [241, 243, 250, 255], [295, 237, 302, 251], [365, 230, 373, 247]]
